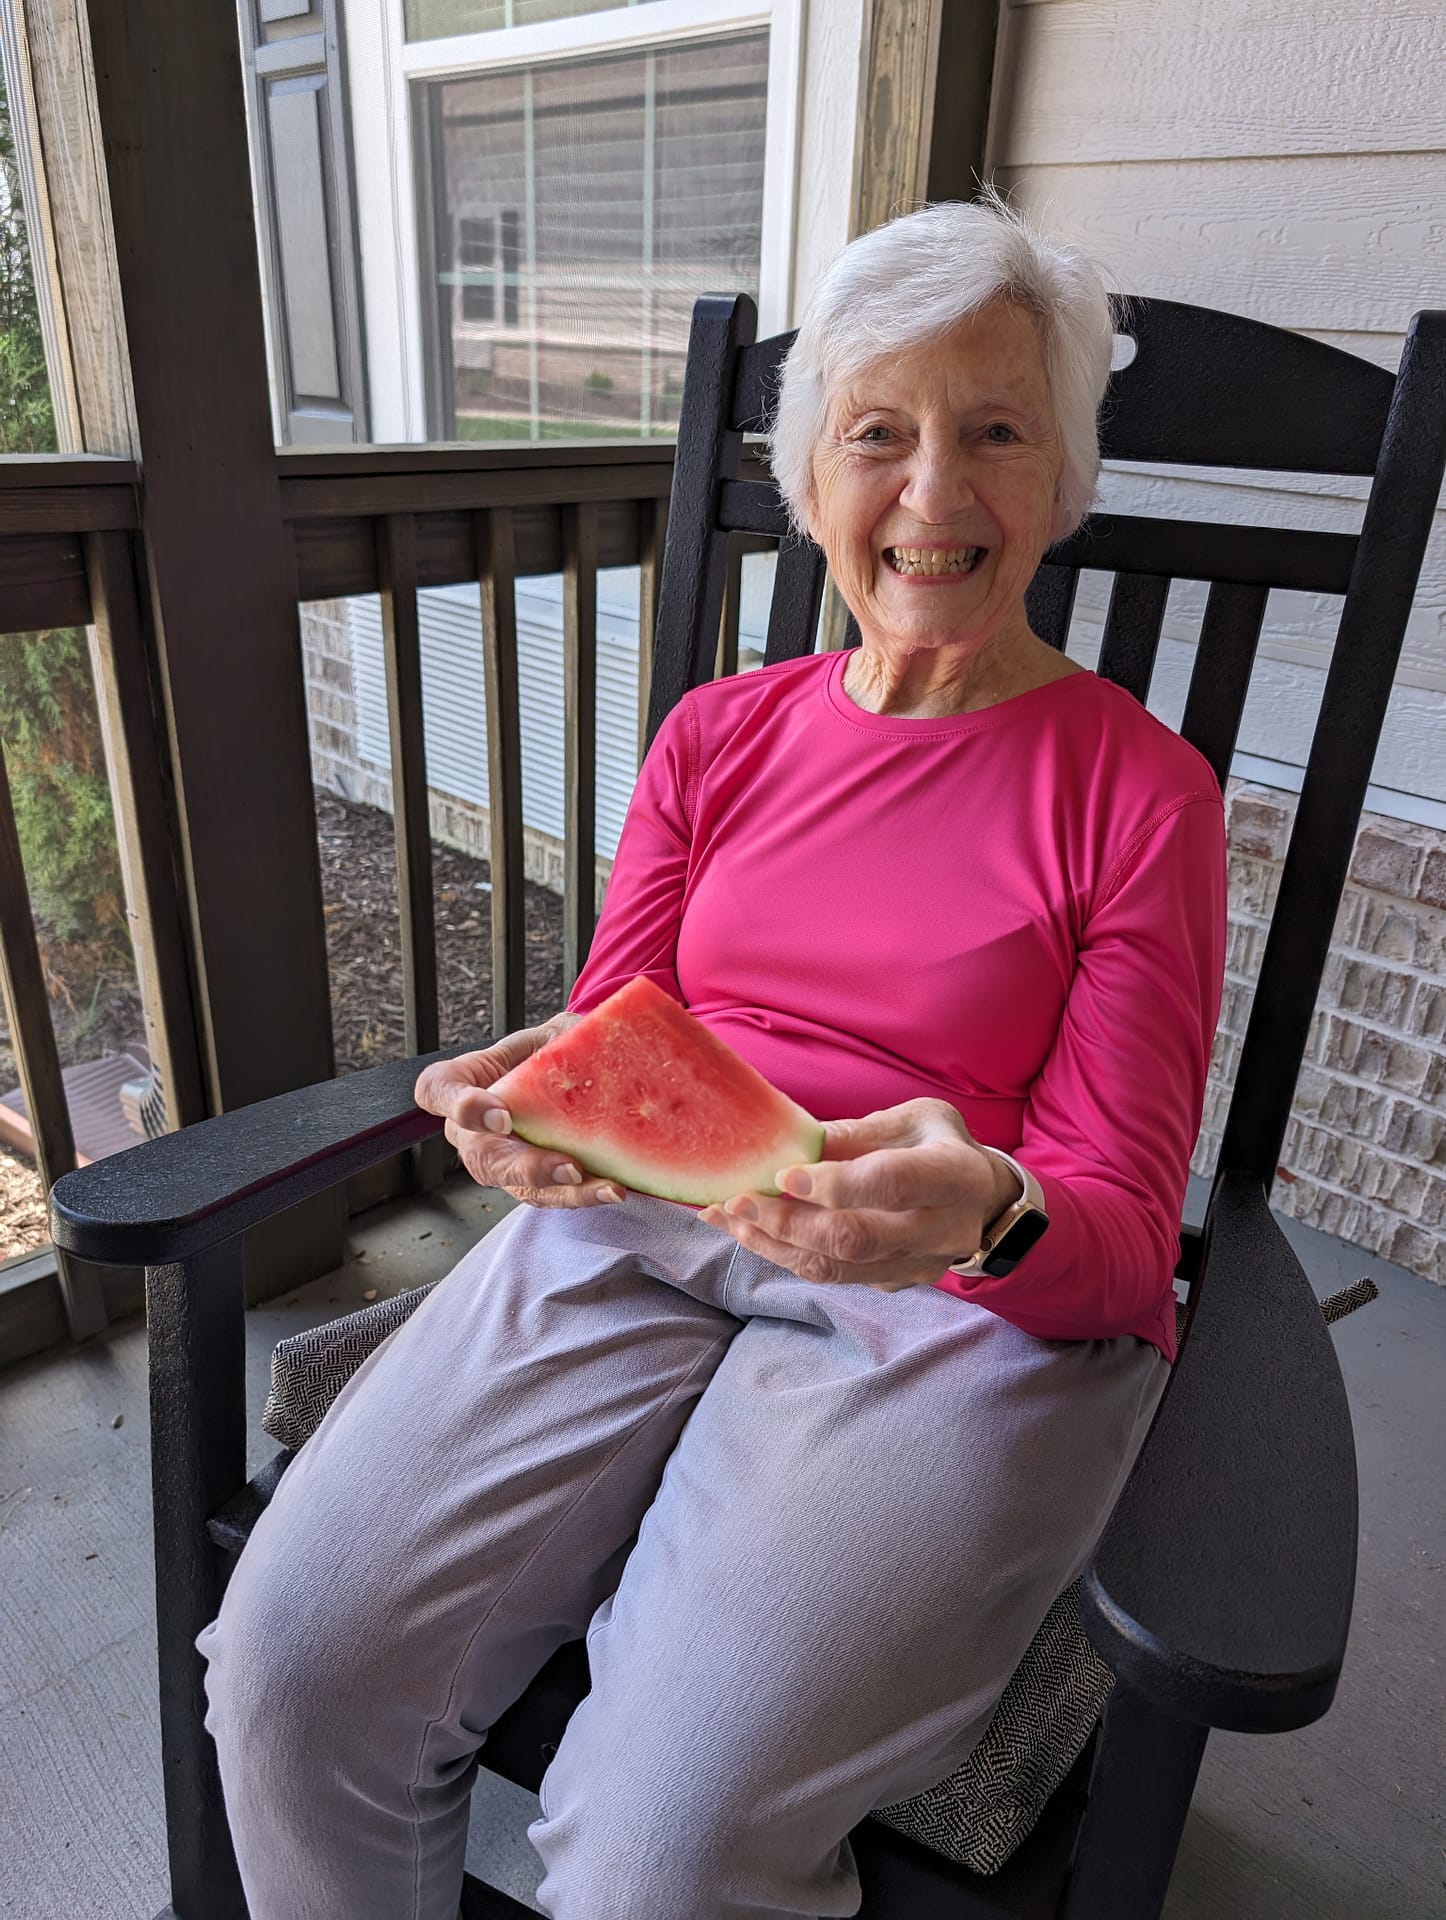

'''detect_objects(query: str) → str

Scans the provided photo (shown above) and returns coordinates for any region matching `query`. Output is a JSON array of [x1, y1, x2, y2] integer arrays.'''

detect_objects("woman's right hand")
[[413, 1014, 625, 1209]]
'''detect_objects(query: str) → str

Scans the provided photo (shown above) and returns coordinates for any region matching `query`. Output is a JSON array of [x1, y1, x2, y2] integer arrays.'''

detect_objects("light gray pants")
[[198, 1192, 1169, 1920]]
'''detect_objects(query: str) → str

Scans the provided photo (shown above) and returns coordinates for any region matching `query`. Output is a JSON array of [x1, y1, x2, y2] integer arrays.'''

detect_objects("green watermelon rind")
[[506, 1104, 826, 1207]]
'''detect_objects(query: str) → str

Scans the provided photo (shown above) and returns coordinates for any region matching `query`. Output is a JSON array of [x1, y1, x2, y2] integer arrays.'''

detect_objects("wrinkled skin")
[[412, 1015, 626, 1210]]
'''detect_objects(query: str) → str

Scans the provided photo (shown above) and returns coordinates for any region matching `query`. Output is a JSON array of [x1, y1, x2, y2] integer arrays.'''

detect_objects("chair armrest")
[[1081, 1169, 1358, 1734], [48, 1045, 467, 1268]]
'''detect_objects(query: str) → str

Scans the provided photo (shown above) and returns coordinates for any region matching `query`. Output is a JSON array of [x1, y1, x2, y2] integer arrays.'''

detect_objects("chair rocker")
[[51, 288, 1446, 1920]]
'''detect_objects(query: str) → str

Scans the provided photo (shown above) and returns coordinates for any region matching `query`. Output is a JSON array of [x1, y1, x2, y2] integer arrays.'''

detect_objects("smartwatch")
[[947, 1147, 1050, 1279]]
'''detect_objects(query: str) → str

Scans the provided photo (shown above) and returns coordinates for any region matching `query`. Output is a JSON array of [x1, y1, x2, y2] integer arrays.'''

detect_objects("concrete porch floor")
[[1, 1172, 1442, 1920]]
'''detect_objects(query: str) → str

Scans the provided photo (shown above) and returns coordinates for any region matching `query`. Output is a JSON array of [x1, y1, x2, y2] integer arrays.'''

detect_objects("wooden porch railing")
[[0, 438, 746, 1349]]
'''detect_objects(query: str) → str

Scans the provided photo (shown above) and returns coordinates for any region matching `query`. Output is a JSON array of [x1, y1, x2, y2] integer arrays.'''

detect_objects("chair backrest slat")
[[1179, 582, 1270, 790], [717, 534, 744, 679], [765, 538, 827, 667], [1097, 572, 1170, 704], [1025, 563, 1079, 653]]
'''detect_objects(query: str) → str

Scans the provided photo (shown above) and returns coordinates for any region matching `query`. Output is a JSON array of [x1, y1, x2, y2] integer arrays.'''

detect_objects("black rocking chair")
[[51, 289, 1446, 1920]]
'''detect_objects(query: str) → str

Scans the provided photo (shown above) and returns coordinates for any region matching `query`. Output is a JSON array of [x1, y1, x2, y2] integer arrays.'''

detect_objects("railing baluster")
[[636, 497, 667, 766], [1180, 581, 1270, 791], [479, 507, 527, 1039], [1026, 562, 1080, 652], [563, 502, 599, 991], [83, 529, 209, 1131], [0, 740, 106, 1339], [1098, 572, 1171, 703], [377, 514, 438, 1058], [764, 537, 827, 667]]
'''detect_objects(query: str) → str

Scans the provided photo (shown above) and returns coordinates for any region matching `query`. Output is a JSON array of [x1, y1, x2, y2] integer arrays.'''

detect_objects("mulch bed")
[[0, 791, 565, 1263]]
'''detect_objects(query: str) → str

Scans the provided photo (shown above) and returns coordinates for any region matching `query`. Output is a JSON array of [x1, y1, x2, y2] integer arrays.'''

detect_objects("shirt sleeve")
[[947, 792, 1228, 1342], [566, 696, 698, 1014]]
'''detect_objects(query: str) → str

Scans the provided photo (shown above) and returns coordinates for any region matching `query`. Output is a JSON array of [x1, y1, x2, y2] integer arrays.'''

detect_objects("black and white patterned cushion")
[[263, 1284, 440, 1453], [261, 1275, 1377, 1876]]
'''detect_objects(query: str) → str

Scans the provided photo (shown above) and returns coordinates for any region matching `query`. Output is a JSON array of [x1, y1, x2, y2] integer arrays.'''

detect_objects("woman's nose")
[[900, 448, 976, 521]]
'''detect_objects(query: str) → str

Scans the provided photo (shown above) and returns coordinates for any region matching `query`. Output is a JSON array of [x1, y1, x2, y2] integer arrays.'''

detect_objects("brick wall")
[[301, 608, 1444, 1289], [1197, 784, 1445, 1288], [300, 602, 609, 897]]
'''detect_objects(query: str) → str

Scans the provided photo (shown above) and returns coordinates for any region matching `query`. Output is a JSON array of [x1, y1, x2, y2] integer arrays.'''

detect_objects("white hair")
[[768, 193, 1115, 543]]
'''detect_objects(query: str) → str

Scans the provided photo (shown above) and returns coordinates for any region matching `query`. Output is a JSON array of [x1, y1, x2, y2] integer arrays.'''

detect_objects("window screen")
[[405, 1, 664, 47], [426, 31, 768, 439]]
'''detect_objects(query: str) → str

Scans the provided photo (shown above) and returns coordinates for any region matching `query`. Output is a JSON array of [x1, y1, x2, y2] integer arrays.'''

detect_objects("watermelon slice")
[[490, 975, 824, 1205]]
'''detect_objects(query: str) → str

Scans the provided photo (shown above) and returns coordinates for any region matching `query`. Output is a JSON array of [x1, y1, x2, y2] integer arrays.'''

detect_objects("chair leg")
[[148, 1246, 250, 1920], [1059, 1683, 1209, 1920]]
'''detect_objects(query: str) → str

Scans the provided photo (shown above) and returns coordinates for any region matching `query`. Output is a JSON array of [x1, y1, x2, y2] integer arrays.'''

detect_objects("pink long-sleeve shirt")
[[569, 650, 1227, 1362]]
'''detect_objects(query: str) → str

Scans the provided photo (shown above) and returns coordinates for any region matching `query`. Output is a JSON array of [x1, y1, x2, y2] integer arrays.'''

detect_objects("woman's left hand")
[[698, 1098, 1022, 1292]]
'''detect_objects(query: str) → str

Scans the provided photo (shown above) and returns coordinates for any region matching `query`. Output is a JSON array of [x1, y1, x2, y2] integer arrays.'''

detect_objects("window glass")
[[426, 30, 767, 439], [404, 0, 661, 45]]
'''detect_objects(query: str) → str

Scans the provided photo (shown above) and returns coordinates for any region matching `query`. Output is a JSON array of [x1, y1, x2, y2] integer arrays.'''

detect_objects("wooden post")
[[817, 0, 1001, 652], [4, 5, 211, 1152], [56, 0, 338, 1117], [854, 0, 944, 238]]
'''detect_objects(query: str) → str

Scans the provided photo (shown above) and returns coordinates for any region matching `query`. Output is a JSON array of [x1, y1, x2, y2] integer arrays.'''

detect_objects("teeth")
[[887, 546, 982, 577]]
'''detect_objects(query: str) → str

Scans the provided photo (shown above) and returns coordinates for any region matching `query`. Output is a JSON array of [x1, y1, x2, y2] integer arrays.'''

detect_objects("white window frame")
[[345, 0, 805, 443]]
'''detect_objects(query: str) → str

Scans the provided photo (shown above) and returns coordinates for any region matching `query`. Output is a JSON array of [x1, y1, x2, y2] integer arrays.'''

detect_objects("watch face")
[[981, 1209, 1050, 1278]]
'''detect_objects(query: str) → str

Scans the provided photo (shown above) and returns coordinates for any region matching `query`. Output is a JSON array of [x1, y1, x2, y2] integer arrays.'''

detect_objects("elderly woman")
[[198, 198, 1226, 1920]]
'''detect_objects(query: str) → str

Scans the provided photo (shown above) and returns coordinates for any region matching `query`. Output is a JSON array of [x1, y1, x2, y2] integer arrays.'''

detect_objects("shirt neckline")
[[821, 648, 1099, 738]]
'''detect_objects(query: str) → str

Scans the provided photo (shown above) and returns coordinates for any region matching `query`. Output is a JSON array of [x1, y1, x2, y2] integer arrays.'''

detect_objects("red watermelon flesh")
[[490, 975, 824, 1205]]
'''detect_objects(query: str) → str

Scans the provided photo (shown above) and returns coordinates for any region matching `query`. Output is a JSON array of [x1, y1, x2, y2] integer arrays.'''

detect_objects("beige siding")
[[991, 154, 1445, 334], [992, 0, 1445, 165], [985, 0, 1446, 805]]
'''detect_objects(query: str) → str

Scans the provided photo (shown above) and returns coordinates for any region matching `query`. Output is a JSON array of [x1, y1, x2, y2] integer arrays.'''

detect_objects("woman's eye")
[[985, 422, 1017, 444], [858, 424, 893, 445]]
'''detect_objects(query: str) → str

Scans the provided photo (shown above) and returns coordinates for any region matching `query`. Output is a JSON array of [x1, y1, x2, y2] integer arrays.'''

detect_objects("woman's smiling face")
[[806, 299, 1064, 663]]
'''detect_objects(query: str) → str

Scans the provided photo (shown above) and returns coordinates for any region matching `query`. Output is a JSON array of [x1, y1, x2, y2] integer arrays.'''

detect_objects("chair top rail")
[[1100, 298, 1395, 477], [728, 296, 1401, 480]]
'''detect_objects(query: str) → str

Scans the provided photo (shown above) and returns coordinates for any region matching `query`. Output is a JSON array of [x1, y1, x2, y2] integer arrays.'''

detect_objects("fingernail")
[[778, 1168, 810, 1197], [482, 1108, 511, 1135], [552, 1164, 582, 1185], [727, 1197, 758, 1222], [596, 1184, 624, 1204]]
